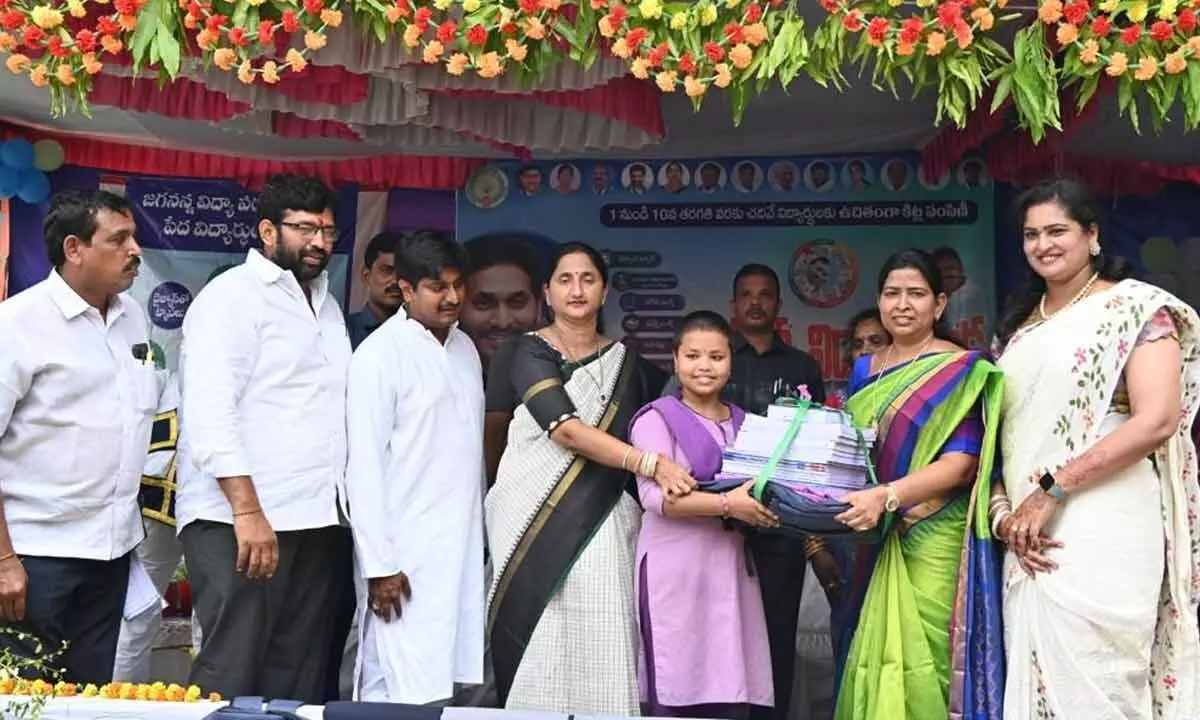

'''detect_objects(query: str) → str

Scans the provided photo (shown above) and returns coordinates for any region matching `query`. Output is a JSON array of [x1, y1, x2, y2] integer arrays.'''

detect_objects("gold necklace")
[[1038, 272, 1099, 321], [881, 333, 936, 374], [552, 326, 606, 401]]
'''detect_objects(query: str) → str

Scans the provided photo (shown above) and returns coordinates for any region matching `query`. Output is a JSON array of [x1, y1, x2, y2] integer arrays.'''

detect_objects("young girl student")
[[629, 311, 778, 720]]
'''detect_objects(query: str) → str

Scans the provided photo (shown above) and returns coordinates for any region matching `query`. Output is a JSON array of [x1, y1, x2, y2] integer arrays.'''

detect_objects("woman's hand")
[[725, 481, 779, 528], [653, 455, 697, 499], [836, 486, 889, 532], [1008, 490, 1062, 557], [1000, 495, 1064, 575]]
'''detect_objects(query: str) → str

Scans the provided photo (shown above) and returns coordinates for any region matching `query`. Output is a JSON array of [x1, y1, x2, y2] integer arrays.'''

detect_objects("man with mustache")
[[345, 232, 485, 705], [0, 190, 153, 683], [347, 232, 404, 350], [177, 174, 352, 702]]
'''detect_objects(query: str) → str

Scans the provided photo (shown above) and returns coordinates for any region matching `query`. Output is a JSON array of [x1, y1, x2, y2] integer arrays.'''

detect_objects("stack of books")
[[715, 403, 877, 502]]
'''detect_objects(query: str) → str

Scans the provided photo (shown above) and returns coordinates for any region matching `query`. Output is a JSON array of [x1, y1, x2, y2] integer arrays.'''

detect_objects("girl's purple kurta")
[[630, 398, 773, 714]]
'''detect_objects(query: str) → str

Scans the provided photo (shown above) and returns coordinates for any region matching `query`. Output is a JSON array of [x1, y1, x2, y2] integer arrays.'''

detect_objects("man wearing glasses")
[[176, 174, 352, 702]]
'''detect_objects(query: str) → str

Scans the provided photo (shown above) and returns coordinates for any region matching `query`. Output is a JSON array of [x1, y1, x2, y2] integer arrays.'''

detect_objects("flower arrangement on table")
[[0, 678, 222, 703]]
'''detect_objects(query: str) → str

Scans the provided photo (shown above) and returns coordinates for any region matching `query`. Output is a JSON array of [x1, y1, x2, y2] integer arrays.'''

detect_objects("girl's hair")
[[876, 248, 960, 345], [547, 241, 609, 286], [995, 178, 1133, 344], [673, 310, 733, 352]]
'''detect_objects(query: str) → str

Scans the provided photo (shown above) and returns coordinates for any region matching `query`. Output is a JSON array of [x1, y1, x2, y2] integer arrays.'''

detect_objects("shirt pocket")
[[128, 365, 162, 414]]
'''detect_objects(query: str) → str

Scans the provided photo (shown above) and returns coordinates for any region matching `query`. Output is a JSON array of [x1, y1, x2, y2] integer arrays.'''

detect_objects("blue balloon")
[[16, 167, 50, 204], [0, 166, 18, 199], [0, 139, 35, 170]]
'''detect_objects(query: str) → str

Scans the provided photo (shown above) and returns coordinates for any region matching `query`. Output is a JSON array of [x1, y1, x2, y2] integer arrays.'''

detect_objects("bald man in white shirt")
[[0, 190, 155, 684], [176, 174, 353, 703]]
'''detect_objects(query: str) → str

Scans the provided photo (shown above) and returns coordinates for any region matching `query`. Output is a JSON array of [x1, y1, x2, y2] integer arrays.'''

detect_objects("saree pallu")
[[485, 342, 642, 715], [836, 351, 1005, 720], [998, 280, 1200, 720]]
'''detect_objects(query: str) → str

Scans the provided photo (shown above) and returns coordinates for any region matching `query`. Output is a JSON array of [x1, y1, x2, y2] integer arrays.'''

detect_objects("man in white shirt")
[[0, 189, 154, 683], [177, 174, 353, 702], [346, 232, 485, 705]]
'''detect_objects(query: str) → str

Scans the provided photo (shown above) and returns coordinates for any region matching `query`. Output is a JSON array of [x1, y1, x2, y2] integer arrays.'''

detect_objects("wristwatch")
[[884, 484, 900, 513], [1038, 472, 1067, 502]]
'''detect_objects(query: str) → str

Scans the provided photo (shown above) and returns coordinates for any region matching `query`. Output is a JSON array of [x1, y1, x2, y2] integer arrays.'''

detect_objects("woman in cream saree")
[[997, 281, 1200, 719]]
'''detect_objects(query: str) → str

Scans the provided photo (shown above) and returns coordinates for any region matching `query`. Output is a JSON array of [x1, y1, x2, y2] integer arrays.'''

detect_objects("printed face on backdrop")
[[884, 161, 910, 191], [65, 207, 142, 296], [363, 251, 402, 313], [462, 262, 541, 359], [732, 272, 780, 334], [846, 160, 871, 190], [809, 163, 832, 190], [735, 162, 760, 192], [592, 166, 610, 194], [546, 251, 606, 326], [771, 162, 798, 192], [519, 167, 542, 196], [698, 163, 723, 192], [937, 254, 966, 294], [1022, 200, 1098, 286], [554, 165, 578, 194], [628, 165, 649, 193], [850, 316, 890, 359], [401, 267, 465, 333], [878, 267, 946, 342], [664, 163, 686, 194], [258, 207, 337, 283], [675, 329, 732, 400]]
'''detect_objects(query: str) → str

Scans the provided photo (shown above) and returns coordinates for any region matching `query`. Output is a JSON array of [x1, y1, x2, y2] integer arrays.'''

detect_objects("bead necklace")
[[1038, 271, 1099, 322]]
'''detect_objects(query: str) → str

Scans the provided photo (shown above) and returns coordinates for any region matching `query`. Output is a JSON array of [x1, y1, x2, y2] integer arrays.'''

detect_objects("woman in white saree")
[[990, 179, 1200, 720], [483, 242, 686, 715]]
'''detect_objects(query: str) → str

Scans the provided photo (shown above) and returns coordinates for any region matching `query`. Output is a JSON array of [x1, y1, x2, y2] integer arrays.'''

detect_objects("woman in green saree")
[[834, 249, 1005, 719]]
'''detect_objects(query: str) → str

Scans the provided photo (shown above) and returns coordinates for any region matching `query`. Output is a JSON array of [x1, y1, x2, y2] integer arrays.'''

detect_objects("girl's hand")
[[726, 481, 779, 528], [835, 486, 888, 532], [653, 456, 697, 499]]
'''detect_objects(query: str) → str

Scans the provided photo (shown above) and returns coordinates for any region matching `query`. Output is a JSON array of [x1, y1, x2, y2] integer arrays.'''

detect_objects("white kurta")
[[345, 309, 486, 705]]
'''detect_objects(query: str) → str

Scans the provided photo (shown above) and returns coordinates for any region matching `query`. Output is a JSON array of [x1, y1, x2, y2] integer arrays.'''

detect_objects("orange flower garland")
[[0, 678, 222, 703]]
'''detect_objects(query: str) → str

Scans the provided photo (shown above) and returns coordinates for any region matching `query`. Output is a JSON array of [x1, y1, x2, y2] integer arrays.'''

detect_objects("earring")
[[1090, 242, 1101, 257]]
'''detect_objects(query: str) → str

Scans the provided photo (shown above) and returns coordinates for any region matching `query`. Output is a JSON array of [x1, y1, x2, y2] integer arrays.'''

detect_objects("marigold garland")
[[0, 0, 1195, 135], [0, 678, 222, 703]]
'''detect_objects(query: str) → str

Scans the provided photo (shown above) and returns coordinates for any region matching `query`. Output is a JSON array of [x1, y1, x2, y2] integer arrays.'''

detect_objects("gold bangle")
[[233, 508, 263, 518]]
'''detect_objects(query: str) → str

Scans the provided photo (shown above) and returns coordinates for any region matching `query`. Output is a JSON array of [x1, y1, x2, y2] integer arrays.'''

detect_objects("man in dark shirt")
[[347, 231, 404, 350], [664, 263, 824, 720]]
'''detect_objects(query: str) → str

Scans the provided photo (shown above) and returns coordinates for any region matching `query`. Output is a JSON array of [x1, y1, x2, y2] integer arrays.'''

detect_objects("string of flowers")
[[0, 679, 223, 702]]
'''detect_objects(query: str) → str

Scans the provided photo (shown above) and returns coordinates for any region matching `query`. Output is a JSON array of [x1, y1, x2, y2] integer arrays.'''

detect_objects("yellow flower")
[[0, 32, 13, 51], [498, 7, 513, 25], [237, 59, 254, 83], [744, 21, 767, 46], [1055, 22, 1078, 46], [286, 48, 307, 72], [260, 60, 279, 83], [4, 53, 28, 74], [1164, 50, 1186, 74], [30, 6, 64, 29], [185, 685, 202, 702], [102, 34, 124, 54], [1126, 0, 1148, 22], [446, 52, 469, 75], [422, 39, 444, 63], [1188, 36, 1200, 55], [925, 30, 947, 55], [1037, 0, 1062, 23], [195, 28, 217, 50], [699, 3, 718, 25], [916, 0, 935, 7], [598, 15, 617, 37], [525, 16, 545, 39], [631, 56, 650, 78], [67, 0, 87, 17], [1133, 54, 1158, 80], [887, 0, 903, 7], [611, 37, 631, 57], [403, 23, 421, 47], [670, 11, 688, 29], [247, 0, 267, 6], [1079, 38, 1100, 63], [463, 0, 480, 10], [971, 7, 994, 30], [304, 30, 327, 50], [1105, 51, 1128, 76], [1098, 0, 1118, 11], [713, 61, 731, 87], [724, 0, 741, 8], [135, 685, 150, 701], [638, 0, 662, 18], [1157, 0, 1178, 18], [384, 3, 404, 21], [120, 683, 138, 700], [476, 51, 502, 78], [320, 9, 343, 27], [683, 74, 706, 97], [654, 69, 677, 92], [83, 51, 102, 73], [213, 48, 237, 71], [505, 38, 527, 62], [433, 0, 452, 8], [995, 0, 1007, 7], [729, 41, 753, 68]]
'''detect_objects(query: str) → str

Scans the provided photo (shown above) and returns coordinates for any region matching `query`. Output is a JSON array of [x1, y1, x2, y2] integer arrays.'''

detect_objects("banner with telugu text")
[[456, 153, 996, 392], [114, 176, 356, 370]]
